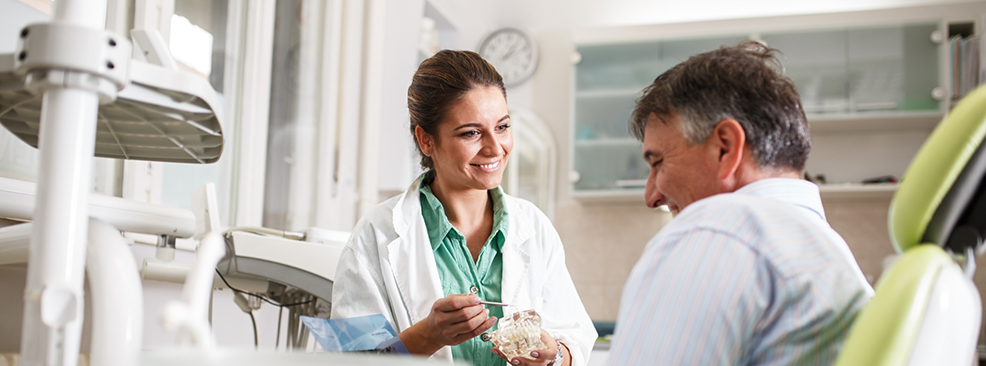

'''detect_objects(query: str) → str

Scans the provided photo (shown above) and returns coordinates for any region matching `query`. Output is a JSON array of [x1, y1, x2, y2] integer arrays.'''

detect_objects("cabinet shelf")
[[573, 138, 639, 147], [572, 189, 645, 204], [818, 183, 897, 200], [571, 183, 897, 203], [575, 111, 944, 136], [575, 88, 642, 99], [808, 111, 944, 133]]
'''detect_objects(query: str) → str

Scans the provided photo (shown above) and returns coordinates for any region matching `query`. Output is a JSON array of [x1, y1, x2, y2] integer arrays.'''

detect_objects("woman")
[[331, 50, 596, 366]]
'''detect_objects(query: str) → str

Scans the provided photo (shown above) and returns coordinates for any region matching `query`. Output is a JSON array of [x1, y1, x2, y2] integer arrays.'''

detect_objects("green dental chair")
[[835, 86, 986, 366]]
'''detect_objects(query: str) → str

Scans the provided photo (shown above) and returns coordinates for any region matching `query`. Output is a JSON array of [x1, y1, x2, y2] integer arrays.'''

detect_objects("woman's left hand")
[[491, 328, 566, 366]]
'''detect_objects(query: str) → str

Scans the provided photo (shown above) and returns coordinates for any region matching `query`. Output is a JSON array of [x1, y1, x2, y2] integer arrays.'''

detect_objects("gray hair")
[[629, 40, 810, 171]]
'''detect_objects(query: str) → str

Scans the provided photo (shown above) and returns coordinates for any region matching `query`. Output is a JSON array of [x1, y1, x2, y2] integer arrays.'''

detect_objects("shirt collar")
[[733, 178, 827, 221], [488, 186, 509, 251], [418, 171, 509, 251]]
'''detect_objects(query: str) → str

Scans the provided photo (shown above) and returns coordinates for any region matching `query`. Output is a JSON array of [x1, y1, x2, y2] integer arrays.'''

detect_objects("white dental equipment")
[[0, 0, 222, 362], [0, 0, 436, 364]]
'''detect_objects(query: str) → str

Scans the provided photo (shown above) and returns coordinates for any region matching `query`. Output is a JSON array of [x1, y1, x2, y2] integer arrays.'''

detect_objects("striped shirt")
[[609, 178, 874, 366]]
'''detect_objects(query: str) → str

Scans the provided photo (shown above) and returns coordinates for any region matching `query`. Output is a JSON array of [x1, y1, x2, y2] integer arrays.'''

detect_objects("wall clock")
[[478, 28, 538, 87]]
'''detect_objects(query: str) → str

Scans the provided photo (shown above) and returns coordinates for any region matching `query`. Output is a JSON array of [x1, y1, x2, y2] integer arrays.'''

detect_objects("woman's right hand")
[[426, 294, 497, 345], [399, 294, 497, 354]]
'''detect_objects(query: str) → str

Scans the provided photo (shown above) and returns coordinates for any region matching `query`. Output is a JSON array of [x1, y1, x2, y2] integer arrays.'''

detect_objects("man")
[[608, 41, 874, 365]]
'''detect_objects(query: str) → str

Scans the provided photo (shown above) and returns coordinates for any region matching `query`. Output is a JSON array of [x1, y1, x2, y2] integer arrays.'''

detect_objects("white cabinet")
[[569, 5, 986, 201]]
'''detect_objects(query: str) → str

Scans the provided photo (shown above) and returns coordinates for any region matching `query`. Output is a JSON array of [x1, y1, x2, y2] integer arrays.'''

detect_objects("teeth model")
[[484, 309, 546, 360]]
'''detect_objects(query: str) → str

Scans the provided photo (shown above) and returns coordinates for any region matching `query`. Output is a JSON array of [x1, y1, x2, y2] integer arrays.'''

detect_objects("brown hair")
[[629, 40, 810, 171], [408, 50, 506, 170]]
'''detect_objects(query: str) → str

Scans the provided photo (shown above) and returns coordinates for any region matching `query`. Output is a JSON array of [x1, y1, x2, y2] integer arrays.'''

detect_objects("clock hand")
[[502, 43, 519, 60]]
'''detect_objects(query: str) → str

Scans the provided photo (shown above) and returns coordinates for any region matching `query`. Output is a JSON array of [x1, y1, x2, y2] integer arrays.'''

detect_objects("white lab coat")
[[331, 177, 597, 365]]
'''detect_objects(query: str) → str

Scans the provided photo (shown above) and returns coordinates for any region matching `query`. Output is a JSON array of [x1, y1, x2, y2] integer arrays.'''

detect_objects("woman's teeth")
[[478, 162, 499, 169]]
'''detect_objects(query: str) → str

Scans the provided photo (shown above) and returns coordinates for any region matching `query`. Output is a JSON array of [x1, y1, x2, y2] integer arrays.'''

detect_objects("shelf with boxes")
[[569, 3, 986, 202]]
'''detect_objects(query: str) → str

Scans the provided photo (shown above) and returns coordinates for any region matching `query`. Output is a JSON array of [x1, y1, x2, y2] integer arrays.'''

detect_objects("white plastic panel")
[[229, 231, 344, 283], [906, 262, 982, 366]]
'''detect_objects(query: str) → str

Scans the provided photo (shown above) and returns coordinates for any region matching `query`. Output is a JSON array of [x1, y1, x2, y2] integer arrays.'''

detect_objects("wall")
[[376, 0, 426, 197], [429, 0, 983, 36], [430, 0, 986, 322], [0, 0, 49, 52]]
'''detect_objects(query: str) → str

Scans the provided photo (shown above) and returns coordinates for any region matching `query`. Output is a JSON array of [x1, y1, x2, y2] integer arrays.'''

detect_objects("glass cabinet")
[[762, 23, 940, 115], [571, 22, 944, 198], [572, 35, 747, 193]]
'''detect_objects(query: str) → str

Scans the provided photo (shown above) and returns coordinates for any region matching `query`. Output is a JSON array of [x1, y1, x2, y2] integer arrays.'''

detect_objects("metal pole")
[[19, 0, 108, 365], [21, 86, 101, 366]]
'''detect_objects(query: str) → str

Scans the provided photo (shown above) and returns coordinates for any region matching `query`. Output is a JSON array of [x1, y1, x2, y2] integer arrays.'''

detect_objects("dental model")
[[482, 309, 546, 361]]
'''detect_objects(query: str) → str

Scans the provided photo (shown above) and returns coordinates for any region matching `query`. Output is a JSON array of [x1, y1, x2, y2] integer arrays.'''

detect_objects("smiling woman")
[[415, 85, 513, 195], [330, 50, 597, 366]]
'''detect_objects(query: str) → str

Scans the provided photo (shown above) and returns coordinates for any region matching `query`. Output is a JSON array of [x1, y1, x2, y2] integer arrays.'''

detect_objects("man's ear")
[[414, 125, 434, 157], [710, 119, 746, 180]]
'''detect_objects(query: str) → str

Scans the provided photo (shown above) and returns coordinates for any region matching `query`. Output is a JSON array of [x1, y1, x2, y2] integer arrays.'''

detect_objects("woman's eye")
[[460, 130, 480, 138], [497, 123, 511, 131]]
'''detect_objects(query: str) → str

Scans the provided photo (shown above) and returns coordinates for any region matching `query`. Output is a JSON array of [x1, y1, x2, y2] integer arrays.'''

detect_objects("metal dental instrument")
[[470, 287, 513, 307], [479, 300, 511, 307]]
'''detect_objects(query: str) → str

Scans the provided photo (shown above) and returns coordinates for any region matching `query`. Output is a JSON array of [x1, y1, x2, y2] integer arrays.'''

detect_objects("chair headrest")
[[890, 85, 986, 254]]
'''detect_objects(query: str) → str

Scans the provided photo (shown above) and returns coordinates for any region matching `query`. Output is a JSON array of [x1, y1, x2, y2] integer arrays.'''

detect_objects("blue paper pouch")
[[300, 314, 408, 354]]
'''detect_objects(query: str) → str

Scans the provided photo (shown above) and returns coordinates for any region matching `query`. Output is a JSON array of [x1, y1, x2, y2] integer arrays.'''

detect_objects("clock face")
[[479, 28, 538, 87]]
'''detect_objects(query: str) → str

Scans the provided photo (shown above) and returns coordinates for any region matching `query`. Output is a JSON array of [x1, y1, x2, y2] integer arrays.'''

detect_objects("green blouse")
[[418, 174, 508, 366]]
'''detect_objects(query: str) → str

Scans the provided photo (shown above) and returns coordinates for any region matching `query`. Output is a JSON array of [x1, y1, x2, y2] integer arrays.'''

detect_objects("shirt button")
[[470, 286, 479, 294]]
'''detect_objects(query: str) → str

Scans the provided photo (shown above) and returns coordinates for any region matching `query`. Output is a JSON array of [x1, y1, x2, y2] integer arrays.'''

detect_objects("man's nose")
[[644, 175, 663, 209]]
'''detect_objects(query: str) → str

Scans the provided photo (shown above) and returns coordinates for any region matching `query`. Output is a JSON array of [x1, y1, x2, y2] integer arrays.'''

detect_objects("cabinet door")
[[572, 36, 745, 193], [848, 23, 940, 112], [574, 41, 656, 192], [575, 41, 662, 93], [762, 29, 850, 113], [660, 36, 749, 66], [763, 23, 941, 115]]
